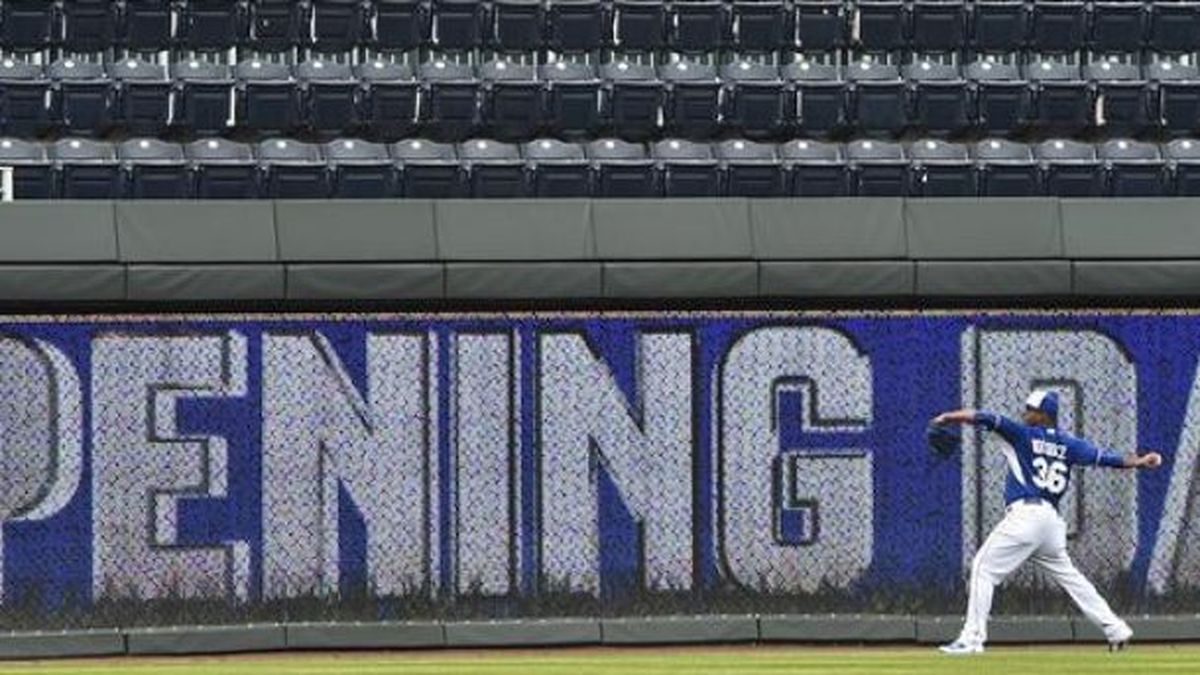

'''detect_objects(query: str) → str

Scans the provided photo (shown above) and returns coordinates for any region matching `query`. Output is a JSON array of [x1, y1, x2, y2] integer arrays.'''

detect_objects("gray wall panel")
[[276, 200, 437, 261], [286, 622, 445, 649], [1062, 199, 1200, 258], [128, 265, 284, 300], [917, 261, 1072, 296], [907, 199, 1061, 259], [604, 262, 758, 297], [1074, 261, 1200, 296], [0, 202, 117, 262], [601, 616, 758, 645], [988, 617, 1074, 643], [436, 200, 593, 260], [750, 198, 905, 259], [1074, 616, 1200, 642], [116, 201, 277, 263], [594, 199, 753, 259], [915, 617, 961, 644], [126, 624, 286, 655], [287, 263, 444, 299], [760, 261, 914, 296], [0, 630, 125, 659], [444, 620, 602, 647], [0, 265, 125, 300], [446, 262, 601, 298], [759, 615, 916, 642]]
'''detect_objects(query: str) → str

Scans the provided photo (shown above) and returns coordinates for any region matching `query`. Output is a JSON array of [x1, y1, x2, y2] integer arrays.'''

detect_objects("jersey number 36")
[[1031, 457, 1068, 495]]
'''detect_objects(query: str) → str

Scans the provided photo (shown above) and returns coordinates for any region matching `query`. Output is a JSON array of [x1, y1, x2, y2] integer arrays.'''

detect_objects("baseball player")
[[931, 389, 1163, 655]]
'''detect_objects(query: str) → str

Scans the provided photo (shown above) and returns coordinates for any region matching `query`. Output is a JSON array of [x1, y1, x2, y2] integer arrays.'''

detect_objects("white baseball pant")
[[956, 499, 1130, 646]]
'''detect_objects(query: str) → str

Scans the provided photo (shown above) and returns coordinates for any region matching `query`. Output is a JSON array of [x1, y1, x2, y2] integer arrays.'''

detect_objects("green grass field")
[[1, 645, 1199, 675]]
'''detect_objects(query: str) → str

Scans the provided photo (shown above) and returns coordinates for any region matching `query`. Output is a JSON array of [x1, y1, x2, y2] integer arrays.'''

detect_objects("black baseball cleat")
[[1108, 625, 1134, 652], [1108, 640, 1128, 653]]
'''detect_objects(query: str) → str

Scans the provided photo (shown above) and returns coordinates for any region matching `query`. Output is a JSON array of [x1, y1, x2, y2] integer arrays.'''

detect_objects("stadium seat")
[[0, 59, 52, 136], [173, 60, 235, 136], [324, 138, 398, 198], [491, 0, 545, 51], [847, 139, 907, 195], [731, 1, 792, 52], [432, 0, 486, 50], [524, 138, 593, 197], [0, 138, 54, 198], [967, 60, 1032, 135], [480, 60, 542, 140], [187, 138, 261, 198], [905, 61, 971, 135], [1091, 2, 1147, 53], [356, 60, 419, 139], [971, 0, 1029, 51], [908, 138, 977, 196], [1, 0, 57, 51], [1030, 1, 1087, 52], [784, 60, 845, 135], [459, 138, 528, 197], [715, 139, 785, 197], [1149, 60, 1200, 135], [547, 0, 608, 52], [1027, 60, 1092, 132], [1149, 2, 1200, 54], [588, 137, 659, 197], [661, 60, 722, 138], [795, 0, 848, 49], [110, 59, 172, 135], [122, 0, 175, 52], [62, 0, 118, 53], [912, 0, 968, 52], [780, 138, 850, 196], [421, 60, 480, 140], [614, 0, 667, 50], [722, 60, 788, 138], [975, 138, 1040, 196], [1086, 61, 1152, 134], [119, 138, 191, 199], [541, 61, 603, 136], [298, 59, 360, 135], [602, 61, 663, 139], [50, 59, 115, 134], [855, 1, 909, 52], [258, 138, 332, 198], [236, 60, 299, 133], [1036, 138, 1104, 196], [1164, 138, 1200, 195], [669, 0, 729, 53], [52, 138, 123, 199], [311, 0, 369, 52], [179, 0, 247, 51], [1100, 138, 1167, 196], [653, 138, 720, 197], [392, 138, 467, 197], [372, 0, 429, 51], [250, 0, 308, 52], [847, 61, 906, 135]]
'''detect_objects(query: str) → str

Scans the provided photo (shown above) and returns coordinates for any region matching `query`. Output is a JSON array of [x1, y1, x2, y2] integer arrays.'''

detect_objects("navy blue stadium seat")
[[62, 0, 118, 53], [1149, 60, 1200, 135], [547, 0, 608, 51], [602, 61, 663, 139], [1030, 1, 1087, 52], [968, 60, 1032, 135], [614, 0, 667, 50], [1, 0, 57, 51], [1036, 138, 1104, 196], [298, 59, 360, 135], [258, 138, 331, 198], [722, 61, 788, 138], [392, 138, 467, 197], [661, 60, 722, 138], [356, 60, 419, 139], [119, 138, 191, 199], [1100, 138, 1167, 196], [0, 138, 54, 198], [459, 139, 528, 197], [480, 60, 542, 140], [187, 138, 260, 198], [421, 59, 479, 140], [669, 0, 729, 53], [653, 138, 720, 197], [541, 61, 602, 136], [971, 0, 1028, 51], [311, 0, 369, 52], [372, 0, 429, 51], [848, 61, 907, 135], [122, 0, 175, 51], [492, 0, 545, 51], [847, 139, 907, 195], [588, 138, 659, 197], [324, 138, 398, 198], [1164, 138, 1200, 195], [180, 0, 248, 51], [432, 0, 486, 50], [173, 60, 235, 136], [1086, 61, 1151, 134], [912, 1, 968, 52], [784, 61, 845, 135], [856, 1, 909, 51], [52, 138, 123, 199], [0, 59, 51, 136], [250, 0, 308, 52], [50, 59, 115, 134], [715, 139, 785, 197], [1027, 60, 1092, 132], [236, 60, 299, 133], [780, 138, 849, 196], [1091, 2, 1148, 53], [110, 59, 172, 135], [1150, 2, 1200, 53], [795, 0, 848, 49], [524, 138, 592, 197], [731, 1, 792, 52], [975, 138, 1040, 196], [906, 61, 971, 135], [908, 138, 976, 196]]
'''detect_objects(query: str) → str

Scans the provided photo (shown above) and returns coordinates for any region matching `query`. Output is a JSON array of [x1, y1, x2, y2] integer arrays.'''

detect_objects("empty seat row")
[[4, 135, 1200, 199]]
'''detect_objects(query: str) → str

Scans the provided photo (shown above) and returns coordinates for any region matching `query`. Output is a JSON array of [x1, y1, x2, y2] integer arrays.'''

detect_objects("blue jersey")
[[973, 411, 1120, 507]]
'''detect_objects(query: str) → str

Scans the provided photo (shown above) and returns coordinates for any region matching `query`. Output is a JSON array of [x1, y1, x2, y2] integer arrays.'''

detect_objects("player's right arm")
[[1065, 437, 1164, 470]]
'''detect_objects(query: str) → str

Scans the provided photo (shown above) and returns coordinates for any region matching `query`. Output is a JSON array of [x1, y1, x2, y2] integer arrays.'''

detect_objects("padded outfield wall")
[[1, 310, 1199, 630]]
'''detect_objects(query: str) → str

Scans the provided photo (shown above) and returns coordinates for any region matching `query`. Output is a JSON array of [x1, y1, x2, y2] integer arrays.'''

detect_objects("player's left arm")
[[1068, 438, 1163, 470]]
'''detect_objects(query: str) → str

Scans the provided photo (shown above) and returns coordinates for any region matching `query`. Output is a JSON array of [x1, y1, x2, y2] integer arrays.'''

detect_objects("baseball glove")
[[926, 423, 960, 458]]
